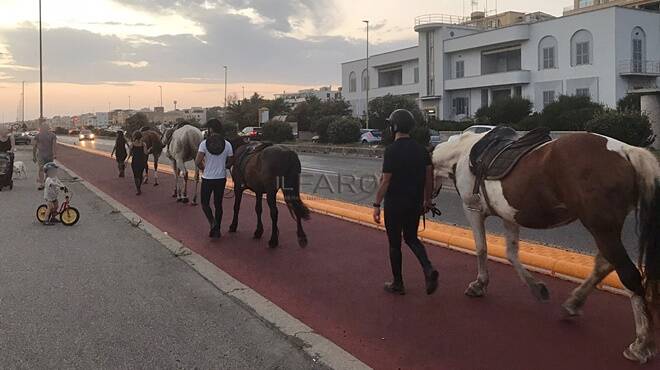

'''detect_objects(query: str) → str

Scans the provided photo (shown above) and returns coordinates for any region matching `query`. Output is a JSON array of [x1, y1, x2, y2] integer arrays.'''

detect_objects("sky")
[[0, 0, 571, 121]]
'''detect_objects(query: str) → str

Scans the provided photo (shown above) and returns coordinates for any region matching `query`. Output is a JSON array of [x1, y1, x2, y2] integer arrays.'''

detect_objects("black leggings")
[[131, 162, 144, 191], [201, 178, 227, 229], [384, 199, 434, 284]]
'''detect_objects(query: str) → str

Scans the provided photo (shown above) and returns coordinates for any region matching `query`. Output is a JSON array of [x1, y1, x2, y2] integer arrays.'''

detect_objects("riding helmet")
[[387, 109, 416, 134]]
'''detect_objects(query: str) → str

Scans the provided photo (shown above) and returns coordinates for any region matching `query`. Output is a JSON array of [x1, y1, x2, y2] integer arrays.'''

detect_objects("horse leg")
[[267, 191, 279, 248], [191, 166, 199, 206], [464, 207, 489, 297], [562, 253, 613, 317], [153, 155, 159, 186], [253, 192, 264, 239], [296, 215, 308, 248], [171, 161, 178, 198], [503, 220, 549, 301], [229, 189, 243, 233], [181, 162, 189, 204]]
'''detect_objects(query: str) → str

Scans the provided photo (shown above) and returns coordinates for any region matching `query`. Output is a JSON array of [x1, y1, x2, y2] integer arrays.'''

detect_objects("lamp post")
[[39, 0, 44, 124], [362, 20, 370, 129], [128, 95, 131, 110], [223, 66, 228, 107], [158, 85, 163, 108]]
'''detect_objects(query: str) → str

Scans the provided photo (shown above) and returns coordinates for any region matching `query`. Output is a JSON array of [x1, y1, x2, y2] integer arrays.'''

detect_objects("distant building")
[[96, 112, 109, 127], [275, 86, 342, 109], [182, 107, 207, 124], [564, 0, 659, 15]]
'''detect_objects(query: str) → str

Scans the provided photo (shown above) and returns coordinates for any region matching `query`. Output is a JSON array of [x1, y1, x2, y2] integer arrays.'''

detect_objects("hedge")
[[585, 110, 655, 147], [262, 121, 294, 143], [327, 117, 361, 144]]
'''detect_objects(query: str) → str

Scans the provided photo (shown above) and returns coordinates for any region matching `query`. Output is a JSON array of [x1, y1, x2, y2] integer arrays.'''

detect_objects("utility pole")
[[39, 0, 44, 124], [362, 20, 370, 129], [223, 66, 228, 107], [158, 85, 163, 107], [21, 81, 25, 126], [242, 86, 245, 100], [128, 95, 131, 110]]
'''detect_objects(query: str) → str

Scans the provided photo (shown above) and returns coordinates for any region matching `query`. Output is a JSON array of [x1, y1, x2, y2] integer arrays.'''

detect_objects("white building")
[[95, 112, 109, 127], [341, 6, 660, 121], [182, 107, 207, 124], [275, 86, 342, 109]]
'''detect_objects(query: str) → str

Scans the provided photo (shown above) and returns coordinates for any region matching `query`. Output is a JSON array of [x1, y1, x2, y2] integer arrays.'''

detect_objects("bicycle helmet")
[[43, 162, 59, 173]]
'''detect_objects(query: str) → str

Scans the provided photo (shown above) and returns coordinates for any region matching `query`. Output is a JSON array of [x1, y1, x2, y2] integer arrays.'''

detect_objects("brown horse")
[[139, 127, 163, 186], [432, 131, 660, 363], [228, 138, 310, 248]]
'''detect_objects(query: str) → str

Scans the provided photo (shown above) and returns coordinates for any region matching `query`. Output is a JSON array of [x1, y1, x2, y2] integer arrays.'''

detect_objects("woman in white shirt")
[[195, 119, 233, 238]]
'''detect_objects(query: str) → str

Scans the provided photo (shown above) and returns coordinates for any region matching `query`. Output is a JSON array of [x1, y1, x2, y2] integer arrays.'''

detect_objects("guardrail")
[[618, 60, 660, 76], [414, 14, 475, 28]]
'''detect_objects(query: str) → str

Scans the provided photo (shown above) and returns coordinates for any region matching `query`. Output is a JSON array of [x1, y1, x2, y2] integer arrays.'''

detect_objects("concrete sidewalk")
[[0, 148, 325, 369]]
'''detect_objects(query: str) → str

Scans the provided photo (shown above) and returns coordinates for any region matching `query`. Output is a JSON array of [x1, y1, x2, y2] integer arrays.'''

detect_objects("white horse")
[[163, 124, 203, 204]]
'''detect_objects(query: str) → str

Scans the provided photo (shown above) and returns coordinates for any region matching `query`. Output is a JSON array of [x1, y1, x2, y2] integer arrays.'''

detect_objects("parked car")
[[429, 130, 442, 149], [239, 127, 263, 141], [447, 125, 495, 143], [78, 130, 95, 141], [69, 129, 80, 136], [360, 129, 382, 144], [14, 131, 33, 145]]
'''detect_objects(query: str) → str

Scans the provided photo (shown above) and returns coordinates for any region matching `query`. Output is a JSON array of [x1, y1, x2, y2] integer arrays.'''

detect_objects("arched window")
[[349, 72, 356, 92], [361, 69, 369, 91], [570, 30, 593, 66], [538, 36, 558, 70], [632, 27, 646, 73]]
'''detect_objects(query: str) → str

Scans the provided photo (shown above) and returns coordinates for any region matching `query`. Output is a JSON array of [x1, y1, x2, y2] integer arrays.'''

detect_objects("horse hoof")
[[268, 239, 278, 248], [171, 194, 177, 198], [253, 230, 263, 239], [176, 198, 183, 203], [229, 225, 237, 233], [561, 301, 583, 319], [154, 183, 159, 187], [191, 202, 197, 206], [182, 198, 189, 204], [465, 280, 487, 298], [531, 282, 550, 302], [624, 341, 657, 364], [298, 237, 308, 248]]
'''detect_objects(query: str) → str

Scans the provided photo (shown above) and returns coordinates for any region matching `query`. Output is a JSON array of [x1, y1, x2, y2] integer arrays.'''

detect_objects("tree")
[[540, 95, 603, 131], [368, 94, 424, 130], [206, 106, 224, 122], [617, 94, 641, 112], [327, 117, 361, 144], [474, 97, 532, 125], [265, 97, 290, 118], [311, 115, 339, 143], [262, 121, 294, 143], [124, 113, 152, 135], [288, 96, 352, 132], [585, 110, 655, 147]]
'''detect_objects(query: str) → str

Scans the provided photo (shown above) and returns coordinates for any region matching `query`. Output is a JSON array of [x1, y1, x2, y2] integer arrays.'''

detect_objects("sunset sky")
[[0, 0, 570, 121]]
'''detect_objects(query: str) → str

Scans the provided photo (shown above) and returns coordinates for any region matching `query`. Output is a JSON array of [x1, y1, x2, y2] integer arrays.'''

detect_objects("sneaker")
[[425, 270, 439, 295], [384, 282, 406, 295]]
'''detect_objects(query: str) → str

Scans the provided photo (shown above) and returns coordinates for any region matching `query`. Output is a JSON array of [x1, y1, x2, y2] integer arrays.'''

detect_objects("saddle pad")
[[234, 142, 274, 182], [484, 127, 552, 180], [469, 126, 518, 171]]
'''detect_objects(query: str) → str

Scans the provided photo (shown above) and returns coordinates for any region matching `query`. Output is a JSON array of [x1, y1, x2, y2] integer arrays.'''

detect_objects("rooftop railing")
[[414, 14, 476, 28]]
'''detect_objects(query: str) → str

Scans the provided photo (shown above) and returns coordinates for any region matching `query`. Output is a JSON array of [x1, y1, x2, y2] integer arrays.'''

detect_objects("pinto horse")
[[228, 138, 310, 248], [139, 128, 164, 186], [163, 123, 203, 204], [432, 131, 660, 363]]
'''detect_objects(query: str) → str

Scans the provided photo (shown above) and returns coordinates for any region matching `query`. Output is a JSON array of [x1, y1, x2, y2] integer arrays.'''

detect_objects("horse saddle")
[[469, 126, 551, 195], [234, 142, 274, 183]]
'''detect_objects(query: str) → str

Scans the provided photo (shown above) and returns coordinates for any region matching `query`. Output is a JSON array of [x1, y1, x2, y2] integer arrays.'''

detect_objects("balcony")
[[414, 14, 477, 31], [444, 70, 531, 91], [618, 60, 660, 77], [443, 24, 529, 53]]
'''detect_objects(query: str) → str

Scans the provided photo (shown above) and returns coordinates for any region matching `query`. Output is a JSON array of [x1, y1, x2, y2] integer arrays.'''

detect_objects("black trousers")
[[201, 178, 227, 229], [384, 198, 434, 284], [131, 161, 144, 191]]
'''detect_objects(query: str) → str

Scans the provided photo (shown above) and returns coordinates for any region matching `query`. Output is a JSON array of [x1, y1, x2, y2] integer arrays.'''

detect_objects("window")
[[349, 72, 356, 92], [414, 67, 419, 83], [571, 30, 593, 66], [361, 69, 369, 91], [482, 47, 521, 74], [426, 31, 435, 96], [538, 36, 558, 70], [576, 42, 590, 65], [378, 68, 402, 88], [455, 60, 465, 78], [632, 27, 646, 73], [452, 97, 469, 116], [514, 86, 522, 97], [578, 0, 594, 8], [575, 88, 590, 97], [481, 89, 489, 108], [543, 90, 555, 107]]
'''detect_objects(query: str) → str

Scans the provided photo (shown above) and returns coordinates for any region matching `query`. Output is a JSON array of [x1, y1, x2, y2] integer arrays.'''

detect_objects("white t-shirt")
[[198, 139, 233, 180]]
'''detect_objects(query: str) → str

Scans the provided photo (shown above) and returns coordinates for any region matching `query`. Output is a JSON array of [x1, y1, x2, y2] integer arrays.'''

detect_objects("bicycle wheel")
[[60, 207, 80, 226], [36, 204, 49, 223]]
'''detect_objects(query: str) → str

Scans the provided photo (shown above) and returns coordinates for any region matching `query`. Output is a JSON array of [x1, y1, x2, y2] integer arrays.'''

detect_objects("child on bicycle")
[[43, 162, 66, 226]]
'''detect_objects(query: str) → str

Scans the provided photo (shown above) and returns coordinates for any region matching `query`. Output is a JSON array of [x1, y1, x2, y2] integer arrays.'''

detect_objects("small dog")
[[13, 161, 28, 180]]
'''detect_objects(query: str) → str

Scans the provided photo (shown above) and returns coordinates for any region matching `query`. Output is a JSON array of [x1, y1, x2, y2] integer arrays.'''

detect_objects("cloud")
[[111, 60, 150, 68], [87, 21, 155, 27]]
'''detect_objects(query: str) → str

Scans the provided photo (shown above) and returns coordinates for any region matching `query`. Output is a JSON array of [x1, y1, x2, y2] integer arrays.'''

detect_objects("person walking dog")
[[373, 109, 439, 295], [195, 119, 233, 239]]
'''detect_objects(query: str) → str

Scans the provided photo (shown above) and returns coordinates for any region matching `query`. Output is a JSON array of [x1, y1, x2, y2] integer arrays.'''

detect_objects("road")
[[0, 148, 326, 369], [58, 136, 638, 256]]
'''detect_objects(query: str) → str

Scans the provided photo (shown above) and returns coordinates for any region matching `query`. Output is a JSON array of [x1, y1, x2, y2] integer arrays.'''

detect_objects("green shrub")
[[311, 115, 339, 143], [512, 113, 542, 131], [428, 119, 473, 131], [540, 95, 603, 131], [617, 94, 641, 112], [474, 97, 532, 125], [262, 121, 294, 143], [327, 117, 361, 144], [367, 94, 425, 130], [410, 125, 431, 147], [585, 110, 655, 147]]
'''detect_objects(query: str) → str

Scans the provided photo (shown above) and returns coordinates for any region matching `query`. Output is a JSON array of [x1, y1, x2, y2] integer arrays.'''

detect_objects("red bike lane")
[[58, 144, 645, 370]]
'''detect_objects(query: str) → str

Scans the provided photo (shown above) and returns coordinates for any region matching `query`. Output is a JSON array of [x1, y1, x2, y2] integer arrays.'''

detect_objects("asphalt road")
[[0, 148, 325, 369], [57, 135, 638, 255]]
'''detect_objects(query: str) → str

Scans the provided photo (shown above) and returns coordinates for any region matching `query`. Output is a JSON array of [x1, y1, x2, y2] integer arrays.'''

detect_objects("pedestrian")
[[111, 130, 129, 177], [42, 162, 66, 226], [195, 118, 233, 239], [32, 124, 57, 190], [0, 126, 15, 181], [373, 109, 439, 295], [127, 131, 147, 195]]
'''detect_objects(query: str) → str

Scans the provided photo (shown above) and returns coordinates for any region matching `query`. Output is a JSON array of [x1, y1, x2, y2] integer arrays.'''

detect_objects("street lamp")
[[39, 0, 44, 124], [158, 85, 163, 108], [223, 66, 228, 108], [362, 20, 370, 129]]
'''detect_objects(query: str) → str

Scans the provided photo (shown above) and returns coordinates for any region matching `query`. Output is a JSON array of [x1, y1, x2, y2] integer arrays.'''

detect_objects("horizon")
[[0, 0, 571, 121]]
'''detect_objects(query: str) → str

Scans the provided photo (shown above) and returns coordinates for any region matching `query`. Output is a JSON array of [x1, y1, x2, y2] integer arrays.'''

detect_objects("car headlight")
[[89, 134, 95, 138], [79, 135, 84, 139]]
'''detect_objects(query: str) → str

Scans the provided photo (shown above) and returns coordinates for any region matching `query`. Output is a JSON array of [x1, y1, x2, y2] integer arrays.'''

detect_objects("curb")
[[58, 142, 626, 294], [56, 157, 371, 370]]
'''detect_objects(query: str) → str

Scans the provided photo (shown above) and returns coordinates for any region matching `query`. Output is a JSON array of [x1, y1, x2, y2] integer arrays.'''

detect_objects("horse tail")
[[282, 151, 310, 221], [625, 146, 660, 313]]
